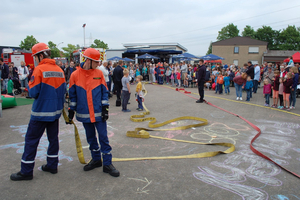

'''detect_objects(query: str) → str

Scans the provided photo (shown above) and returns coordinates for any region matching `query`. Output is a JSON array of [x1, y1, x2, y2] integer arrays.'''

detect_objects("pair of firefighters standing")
[[10, 43, 119, 181]]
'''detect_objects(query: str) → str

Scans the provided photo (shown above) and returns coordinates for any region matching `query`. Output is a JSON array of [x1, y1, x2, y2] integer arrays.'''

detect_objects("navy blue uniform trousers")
[[82, 121, 112, 166], [21, 119, 59, 175]]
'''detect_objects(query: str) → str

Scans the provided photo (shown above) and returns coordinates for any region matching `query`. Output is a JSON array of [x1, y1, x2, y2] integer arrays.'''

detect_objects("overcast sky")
[[1, 0, 300, 56]]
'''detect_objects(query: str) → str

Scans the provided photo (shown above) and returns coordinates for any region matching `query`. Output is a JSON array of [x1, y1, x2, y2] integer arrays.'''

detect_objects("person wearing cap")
[[10, 43, 66, 181], [67, 48, 120, 177]]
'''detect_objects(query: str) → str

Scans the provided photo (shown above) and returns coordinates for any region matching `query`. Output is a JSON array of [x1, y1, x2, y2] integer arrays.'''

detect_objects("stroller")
[[12, 77, 22, 95]]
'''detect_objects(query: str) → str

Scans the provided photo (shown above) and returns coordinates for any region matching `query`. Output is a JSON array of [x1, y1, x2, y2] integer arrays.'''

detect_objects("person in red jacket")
[[10, 43, 66, 181], [68, 48, 120, 177]]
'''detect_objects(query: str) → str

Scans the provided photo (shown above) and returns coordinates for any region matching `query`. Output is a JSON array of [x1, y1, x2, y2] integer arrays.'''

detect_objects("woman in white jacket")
[[97, 61, 109, 83], [18, 61, 29, 96]]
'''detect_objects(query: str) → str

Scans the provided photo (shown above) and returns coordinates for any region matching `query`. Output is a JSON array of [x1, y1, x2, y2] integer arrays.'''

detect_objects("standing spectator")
[[121, 69, 131, 112], [253, 64, 260, 93], [18, 61, 29, 96], [0, 57, 9, 94], [107, 61, 113, 96], [142, 65, 148, 81], [263, 79, 272, 106], [216, 72, 224, 94], [243, 76, 253, 101], [97, 61, 109, 86], [224, 72, 230, 94], [278, 77, 284, 109], [289, 67, 299, 109], [56, 61, 64, 71], [170, 69, 175, 87], [149, 64, 155, 83], [65, 61, 76, 83], [283, 72, 293, 110], [233, 73, 247, 100], [113, 60, 124, 106], [181, 61, 188, 87], [287, 56, 294, 67], [263, 64, 274, 98], [271, 70, 280, 108], [10, 43, 66, 181], [196, 59, 206, 103], [246, 61, 254, 98]]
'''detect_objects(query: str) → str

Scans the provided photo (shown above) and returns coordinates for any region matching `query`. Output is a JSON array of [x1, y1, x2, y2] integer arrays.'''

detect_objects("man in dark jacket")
[[0, 58, 9, 94], [113, 60, 124, 105], [246, 61, 254, 98], [196, 59, 206, 103]]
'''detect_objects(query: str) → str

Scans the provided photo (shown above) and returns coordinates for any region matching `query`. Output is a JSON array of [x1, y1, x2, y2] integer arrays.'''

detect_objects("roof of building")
[[123, 43, 188, 52], [212, 37, 268, 46], [263, 50, 298, 57]]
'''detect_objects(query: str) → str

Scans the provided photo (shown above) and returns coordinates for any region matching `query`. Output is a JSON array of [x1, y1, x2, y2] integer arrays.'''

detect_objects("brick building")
[[212, 37, 268, 66]]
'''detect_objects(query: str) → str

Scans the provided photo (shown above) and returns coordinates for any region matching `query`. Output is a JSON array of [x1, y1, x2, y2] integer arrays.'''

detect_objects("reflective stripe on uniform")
[[70, 102, 77, 107], [101, 100, 109, 104], [92, 148, 100, 152], [47, 154, 59, 158], [76, 112, 102, 118], [21, 159, 35, 164], [31, 109, 62, 117]]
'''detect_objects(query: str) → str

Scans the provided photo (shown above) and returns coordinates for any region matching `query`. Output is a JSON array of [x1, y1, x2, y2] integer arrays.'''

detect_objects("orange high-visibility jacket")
[[69, 67, 109, 123]]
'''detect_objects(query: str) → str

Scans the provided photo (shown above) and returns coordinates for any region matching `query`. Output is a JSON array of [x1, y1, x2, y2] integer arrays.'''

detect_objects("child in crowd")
[[176, 69, 181, 87], [263, 79, 272, 106], [243, 76, 253, 101], [165, 67, 171, 85], [214, 73, 218, 93], [135, 75, 144, 111], [216, 72, 224, 94], [121, 69, 131, 112], [135, 68, 141, 77], [223, 72, 230, 94], [129, 66, 135, 84], [278, 77, 284, 109], [271, 70, 280, 108], [283, 72, 293, 110], [170, 69, 175, 87]]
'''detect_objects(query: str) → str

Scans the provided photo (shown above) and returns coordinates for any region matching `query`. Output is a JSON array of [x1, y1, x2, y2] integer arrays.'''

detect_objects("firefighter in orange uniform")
[[68, 48, 120, 177], [10, 43, 66, 181]]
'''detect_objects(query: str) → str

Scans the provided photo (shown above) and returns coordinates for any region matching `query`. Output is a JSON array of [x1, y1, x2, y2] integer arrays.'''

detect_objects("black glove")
[[66, 109, 75, 124], [102, 105, 109, 121]]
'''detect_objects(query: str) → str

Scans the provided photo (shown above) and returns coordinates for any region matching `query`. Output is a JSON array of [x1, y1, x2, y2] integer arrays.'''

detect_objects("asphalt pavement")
[[1, 83, 300, 200]]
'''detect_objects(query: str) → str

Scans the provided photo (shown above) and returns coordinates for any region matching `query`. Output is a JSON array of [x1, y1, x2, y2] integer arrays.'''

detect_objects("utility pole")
[[83, 23, 86, 47]]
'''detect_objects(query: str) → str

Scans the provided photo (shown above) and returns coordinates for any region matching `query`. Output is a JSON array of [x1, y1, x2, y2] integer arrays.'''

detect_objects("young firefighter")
[[68, 48, 120, 177], [10, 43, 66, 181], [135, 75, 144, 111]]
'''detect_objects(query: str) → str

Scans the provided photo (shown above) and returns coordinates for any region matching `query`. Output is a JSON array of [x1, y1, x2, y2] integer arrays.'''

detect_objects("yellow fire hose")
[[63, 84, 235, 164]]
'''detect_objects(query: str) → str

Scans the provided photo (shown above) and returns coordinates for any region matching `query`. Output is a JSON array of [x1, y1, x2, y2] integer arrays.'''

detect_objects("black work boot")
[[103, 164, 120, 177], [83, 159, 102, 171], [41, 164, 57, 174], [10, 171, 33, 181]]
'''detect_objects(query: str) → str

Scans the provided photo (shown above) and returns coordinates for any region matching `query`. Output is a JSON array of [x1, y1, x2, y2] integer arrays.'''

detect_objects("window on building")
[[234, 47, 239, 54], [233, 60, 238, 66], [249, 47, 259, 54]]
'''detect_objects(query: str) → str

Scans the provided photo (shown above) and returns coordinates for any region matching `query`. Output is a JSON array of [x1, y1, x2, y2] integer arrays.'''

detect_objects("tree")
[[20, 35, 39, 50], [90, 39, 109, 49], [255, 26, 280, 50], [242, 25, 256, 38], [278, 25, 300, 50], [217, 23, 239, 41], [206, 41, 212, 55], [62, 44, 77, 60], [47, 41, 61, 58]]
